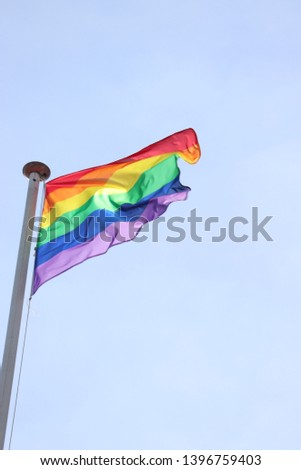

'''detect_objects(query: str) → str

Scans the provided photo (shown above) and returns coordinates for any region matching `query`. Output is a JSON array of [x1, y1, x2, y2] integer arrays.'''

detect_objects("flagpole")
[[0, 162, 50, 449]]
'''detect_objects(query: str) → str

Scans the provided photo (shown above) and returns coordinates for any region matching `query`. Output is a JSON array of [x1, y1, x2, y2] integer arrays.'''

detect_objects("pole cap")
[[23, 162, 51, 181]]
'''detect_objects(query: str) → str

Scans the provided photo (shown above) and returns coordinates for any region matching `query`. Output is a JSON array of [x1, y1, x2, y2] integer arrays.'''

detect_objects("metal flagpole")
[[0, 162, 50, 449]]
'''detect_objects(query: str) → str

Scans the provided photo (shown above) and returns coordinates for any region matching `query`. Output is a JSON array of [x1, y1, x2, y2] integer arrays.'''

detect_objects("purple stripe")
[[32, 190, 189, 294]]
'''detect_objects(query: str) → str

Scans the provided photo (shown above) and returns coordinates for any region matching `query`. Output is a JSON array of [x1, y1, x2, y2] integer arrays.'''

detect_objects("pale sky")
[[0, 0, 300, 449]]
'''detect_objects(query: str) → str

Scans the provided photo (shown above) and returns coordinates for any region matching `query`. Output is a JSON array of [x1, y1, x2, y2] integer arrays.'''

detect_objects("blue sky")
[[0, 0, 300, 449]]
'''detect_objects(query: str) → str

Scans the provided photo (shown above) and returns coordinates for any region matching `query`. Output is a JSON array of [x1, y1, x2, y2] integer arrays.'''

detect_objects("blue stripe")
[[35, 177, 188, 267]]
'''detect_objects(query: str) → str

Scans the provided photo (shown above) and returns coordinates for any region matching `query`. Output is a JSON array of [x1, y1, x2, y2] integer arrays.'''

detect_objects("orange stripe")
[[45, 161, 129, 210]]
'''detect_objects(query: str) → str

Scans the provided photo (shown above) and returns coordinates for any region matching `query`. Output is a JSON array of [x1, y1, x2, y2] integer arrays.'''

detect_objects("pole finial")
[[23, 162, 51, 181]]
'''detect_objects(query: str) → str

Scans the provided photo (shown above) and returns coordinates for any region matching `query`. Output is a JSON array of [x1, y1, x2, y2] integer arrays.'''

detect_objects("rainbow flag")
[[32, 128, 200, 294]]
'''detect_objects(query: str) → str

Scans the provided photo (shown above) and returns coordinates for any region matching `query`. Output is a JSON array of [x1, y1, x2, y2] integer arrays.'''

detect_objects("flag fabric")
[[32, 128, 201, 294]]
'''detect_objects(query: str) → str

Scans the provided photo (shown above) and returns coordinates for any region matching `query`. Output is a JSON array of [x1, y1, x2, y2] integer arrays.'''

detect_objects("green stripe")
[[38, 155, 179, 246]]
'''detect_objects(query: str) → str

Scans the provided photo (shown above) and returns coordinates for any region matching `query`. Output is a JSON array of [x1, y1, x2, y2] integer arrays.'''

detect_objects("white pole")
[[0, 162, 50, 449]]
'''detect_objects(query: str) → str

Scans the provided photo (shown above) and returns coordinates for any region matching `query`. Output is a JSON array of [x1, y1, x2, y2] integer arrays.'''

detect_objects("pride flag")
[[32, 128, 201, 294]]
